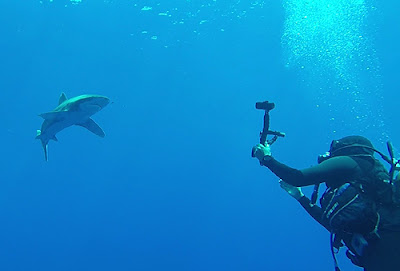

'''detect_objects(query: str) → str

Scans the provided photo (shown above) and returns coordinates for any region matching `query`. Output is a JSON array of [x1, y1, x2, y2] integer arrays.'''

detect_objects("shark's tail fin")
[[36, 130, 48, 161], [42, 141, 48, 161]]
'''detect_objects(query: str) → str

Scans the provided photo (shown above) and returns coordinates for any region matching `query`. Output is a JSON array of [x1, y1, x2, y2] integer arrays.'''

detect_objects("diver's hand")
[[252, 143, 271, 162], [279, 180, 304, 200]]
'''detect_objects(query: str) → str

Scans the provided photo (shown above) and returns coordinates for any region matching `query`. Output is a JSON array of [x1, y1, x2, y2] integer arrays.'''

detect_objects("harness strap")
[[369, 212, 381, 239], [330, 232, 341, 271], [329, 193, 360, 228]]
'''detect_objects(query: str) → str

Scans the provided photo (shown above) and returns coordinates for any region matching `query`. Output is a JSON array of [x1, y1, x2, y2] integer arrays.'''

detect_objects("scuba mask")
[[317, 136, 375, 164]]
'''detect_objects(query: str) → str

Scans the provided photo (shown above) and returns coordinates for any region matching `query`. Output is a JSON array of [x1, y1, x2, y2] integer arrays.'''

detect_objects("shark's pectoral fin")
[[77, 118, 105, 137], [39, 111, 68, 120], [59, 93, 68, 105]]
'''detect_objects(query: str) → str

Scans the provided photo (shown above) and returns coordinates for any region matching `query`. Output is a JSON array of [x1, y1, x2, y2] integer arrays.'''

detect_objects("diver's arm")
[[280, 180, 330, 230], [298, 196, 330, 231], [261, 155, 359, 187]]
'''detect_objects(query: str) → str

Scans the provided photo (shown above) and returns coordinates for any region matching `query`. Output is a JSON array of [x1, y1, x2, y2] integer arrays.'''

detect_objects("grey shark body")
[[36, 93, 110, 161]]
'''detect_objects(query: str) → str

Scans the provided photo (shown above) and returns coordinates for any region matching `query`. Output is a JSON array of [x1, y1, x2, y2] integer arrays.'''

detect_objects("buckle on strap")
[[368, 212, 381, 239]]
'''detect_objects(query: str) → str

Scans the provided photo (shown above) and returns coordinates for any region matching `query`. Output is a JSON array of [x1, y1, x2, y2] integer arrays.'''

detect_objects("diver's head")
[[318, 135, 374, 163], [329, 135, 374, 157]]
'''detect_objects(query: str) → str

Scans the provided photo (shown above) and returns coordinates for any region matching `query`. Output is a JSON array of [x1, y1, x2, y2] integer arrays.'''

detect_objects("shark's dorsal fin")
[[76, 118, 105, 137], [59, 93, 68, 105]]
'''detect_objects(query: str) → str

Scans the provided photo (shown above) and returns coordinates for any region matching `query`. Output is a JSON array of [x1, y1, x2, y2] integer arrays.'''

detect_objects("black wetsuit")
[[261, 155, 400, 271], [262, 155, 360, 188]]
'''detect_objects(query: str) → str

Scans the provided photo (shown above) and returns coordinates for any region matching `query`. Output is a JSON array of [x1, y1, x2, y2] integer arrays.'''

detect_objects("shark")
[[36, 92, 110, 161]]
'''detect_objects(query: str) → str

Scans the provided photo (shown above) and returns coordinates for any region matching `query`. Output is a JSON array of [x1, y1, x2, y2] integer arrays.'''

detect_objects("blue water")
[[0, 0, 399, 270]]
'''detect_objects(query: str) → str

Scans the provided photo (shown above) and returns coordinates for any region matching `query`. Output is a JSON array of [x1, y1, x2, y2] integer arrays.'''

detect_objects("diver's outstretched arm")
[[279, 180, 330, 231]]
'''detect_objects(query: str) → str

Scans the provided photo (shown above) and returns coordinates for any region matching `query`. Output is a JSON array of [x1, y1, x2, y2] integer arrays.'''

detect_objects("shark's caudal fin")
[[36, 130, 49, 161], [59, 93, 68, 105], [42, 141, 48, 161], [77, 118, 105, 137]]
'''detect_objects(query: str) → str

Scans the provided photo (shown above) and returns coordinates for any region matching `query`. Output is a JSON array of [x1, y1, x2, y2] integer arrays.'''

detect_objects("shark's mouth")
[[82, 104, 103, 113], [93, 105, 102, 111]]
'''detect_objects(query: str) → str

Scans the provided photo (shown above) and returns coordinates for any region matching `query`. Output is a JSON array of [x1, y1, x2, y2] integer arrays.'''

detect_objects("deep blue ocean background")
[[1, 0, 399, 270]]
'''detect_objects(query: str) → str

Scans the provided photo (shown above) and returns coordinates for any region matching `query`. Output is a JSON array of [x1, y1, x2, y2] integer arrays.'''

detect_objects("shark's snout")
[[80, 96, 110, 114], [94, 96, 110, 109]]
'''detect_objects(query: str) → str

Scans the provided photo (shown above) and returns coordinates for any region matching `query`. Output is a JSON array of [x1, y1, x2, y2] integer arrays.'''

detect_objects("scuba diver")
[[250, 101, 400, 270], [252, 136, 400, 271]]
